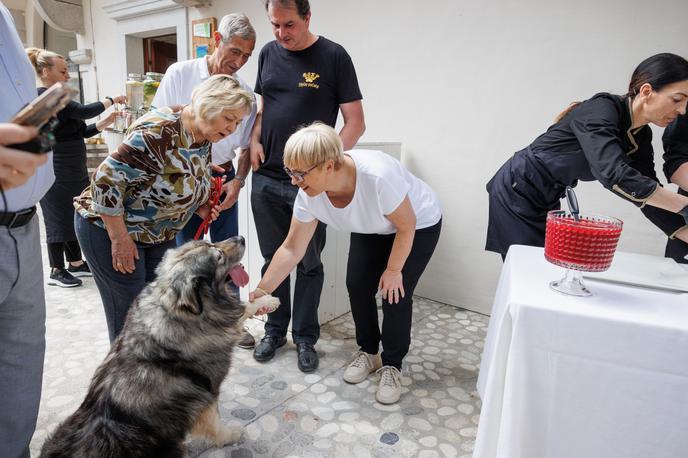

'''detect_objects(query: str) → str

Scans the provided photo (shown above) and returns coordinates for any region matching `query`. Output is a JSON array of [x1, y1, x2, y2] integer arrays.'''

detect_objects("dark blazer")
[[486, 93, 682, 256]]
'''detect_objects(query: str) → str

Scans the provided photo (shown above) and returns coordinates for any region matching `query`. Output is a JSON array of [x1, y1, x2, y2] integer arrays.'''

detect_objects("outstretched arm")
[[250, 217, 319, 300]]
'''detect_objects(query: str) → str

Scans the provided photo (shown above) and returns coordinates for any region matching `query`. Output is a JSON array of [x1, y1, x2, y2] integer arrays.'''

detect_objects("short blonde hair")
[[191, 74, 255, 122], [26, 47, 64, 78], [284, 122, 343, 170]]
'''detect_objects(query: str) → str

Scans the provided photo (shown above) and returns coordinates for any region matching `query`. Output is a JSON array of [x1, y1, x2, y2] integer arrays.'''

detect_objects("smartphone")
[[8, 82, 78, 154]]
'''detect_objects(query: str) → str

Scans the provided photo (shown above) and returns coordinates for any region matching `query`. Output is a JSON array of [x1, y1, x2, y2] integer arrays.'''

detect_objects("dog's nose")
[[232, 235, 245, 246]]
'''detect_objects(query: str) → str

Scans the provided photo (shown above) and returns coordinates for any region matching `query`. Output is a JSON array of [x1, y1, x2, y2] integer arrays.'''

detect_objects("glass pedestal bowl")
[[544, 210, 623, 296]]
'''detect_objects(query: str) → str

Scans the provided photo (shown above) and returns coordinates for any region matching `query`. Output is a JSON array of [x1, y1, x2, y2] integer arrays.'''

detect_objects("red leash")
[[193, 176, 224, 240]]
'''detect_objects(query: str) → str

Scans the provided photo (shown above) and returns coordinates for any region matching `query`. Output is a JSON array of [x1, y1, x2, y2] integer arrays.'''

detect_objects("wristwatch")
[[105, 96, 114, 106], [233, 174, 246, 188]]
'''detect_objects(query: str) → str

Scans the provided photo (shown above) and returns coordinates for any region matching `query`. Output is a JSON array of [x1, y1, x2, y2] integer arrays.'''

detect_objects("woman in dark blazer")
[[27, 47, 125, 287], [486, 53, 688, 260]]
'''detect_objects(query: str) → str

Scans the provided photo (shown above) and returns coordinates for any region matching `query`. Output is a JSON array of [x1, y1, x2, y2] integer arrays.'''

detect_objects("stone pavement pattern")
[[30, 238, 487, 457]]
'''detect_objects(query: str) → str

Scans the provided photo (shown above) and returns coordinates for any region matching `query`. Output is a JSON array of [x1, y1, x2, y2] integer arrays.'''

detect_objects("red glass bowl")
[[544, 210, 623, 273]]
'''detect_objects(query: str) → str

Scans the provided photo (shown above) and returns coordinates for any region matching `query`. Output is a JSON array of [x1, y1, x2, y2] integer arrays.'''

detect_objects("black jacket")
[[488, 93, 683, 237]]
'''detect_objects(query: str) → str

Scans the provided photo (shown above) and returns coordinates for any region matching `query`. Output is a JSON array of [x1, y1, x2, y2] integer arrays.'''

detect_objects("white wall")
[[86, 0, 688, 315]]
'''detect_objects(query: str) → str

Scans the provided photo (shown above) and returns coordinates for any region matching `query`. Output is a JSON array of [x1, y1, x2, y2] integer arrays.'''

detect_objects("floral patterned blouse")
[[75, 107, 212, 244]]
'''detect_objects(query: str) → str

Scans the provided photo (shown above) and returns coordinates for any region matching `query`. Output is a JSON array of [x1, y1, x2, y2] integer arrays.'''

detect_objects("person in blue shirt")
[[0, 4, 57, 456]]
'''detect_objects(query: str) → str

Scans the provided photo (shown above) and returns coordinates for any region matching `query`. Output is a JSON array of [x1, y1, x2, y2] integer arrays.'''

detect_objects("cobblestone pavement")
[[30, 236, 487, 457]]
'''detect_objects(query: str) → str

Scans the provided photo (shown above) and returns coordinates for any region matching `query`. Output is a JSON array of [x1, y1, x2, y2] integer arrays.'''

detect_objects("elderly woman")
[[27, 47, 126, 288], [75, 74, 254, 342], [249, 123, 442, 404]]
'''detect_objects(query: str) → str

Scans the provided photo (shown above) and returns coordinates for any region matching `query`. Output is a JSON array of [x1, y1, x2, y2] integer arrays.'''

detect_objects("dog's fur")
[[40, 236, 279, 457]]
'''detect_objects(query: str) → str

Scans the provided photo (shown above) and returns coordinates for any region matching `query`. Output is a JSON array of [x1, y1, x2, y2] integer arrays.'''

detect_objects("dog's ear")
[[177, 276, 210, 316]]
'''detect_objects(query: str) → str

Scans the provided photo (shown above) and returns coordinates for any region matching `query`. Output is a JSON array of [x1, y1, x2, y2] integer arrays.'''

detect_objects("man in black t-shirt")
[[250, 0, 365, 372]]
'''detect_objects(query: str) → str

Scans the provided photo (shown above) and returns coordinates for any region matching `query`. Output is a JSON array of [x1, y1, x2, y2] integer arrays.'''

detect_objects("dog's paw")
[[255, 295, 280, 314], [245, 295, 280, 316], [216, 425, 242, 446]]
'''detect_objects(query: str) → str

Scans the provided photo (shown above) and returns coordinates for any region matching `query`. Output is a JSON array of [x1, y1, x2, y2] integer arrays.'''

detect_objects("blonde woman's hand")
[[378, 269, 405, 305], [249, 287, 266, 303], [249, 287, 274, 315]]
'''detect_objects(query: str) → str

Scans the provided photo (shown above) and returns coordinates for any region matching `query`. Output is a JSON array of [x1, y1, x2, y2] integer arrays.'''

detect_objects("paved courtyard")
[[29, 223, 488, 457]]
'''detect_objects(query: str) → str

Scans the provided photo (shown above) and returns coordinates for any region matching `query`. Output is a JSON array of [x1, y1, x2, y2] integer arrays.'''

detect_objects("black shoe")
[[253, 335, 287, 362], [67, 261, 93, 278], [236, 328, 256, 349], [296, 343, 319, 373], [47, 269, 82, 288]]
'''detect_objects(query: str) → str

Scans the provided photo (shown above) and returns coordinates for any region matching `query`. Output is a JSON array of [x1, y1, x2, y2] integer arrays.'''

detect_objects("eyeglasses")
[[283, 164, 318, 183]]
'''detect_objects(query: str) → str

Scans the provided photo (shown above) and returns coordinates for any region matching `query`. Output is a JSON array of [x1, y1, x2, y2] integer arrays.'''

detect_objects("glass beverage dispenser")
[[125, 73, 144, 111], [143, 72, 164, 109]]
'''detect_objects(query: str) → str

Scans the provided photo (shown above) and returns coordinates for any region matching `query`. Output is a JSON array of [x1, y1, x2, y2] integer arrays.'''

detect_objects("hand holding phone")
[[8, 82, 77, 154], [0, 124, 48, 189]]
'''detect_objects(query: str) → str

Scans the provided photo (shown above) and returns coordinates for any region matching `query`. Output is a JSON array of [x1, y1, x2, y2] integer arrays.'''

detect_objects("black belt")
[[216, 161, 234, 173], [0, 206, 37, 228]]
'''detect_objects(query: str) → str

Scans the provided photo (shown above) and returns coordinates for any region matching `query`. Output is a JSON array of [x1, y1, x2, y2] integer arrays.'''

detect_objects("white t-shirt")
[[152, 57, 257, 165], [293, 149, 442, 234]]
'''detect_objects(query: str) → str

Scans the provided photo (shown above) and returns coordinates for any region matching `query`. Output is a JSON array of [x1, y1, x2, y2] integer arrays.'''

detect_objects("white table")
[[474, 245, 688, 458]]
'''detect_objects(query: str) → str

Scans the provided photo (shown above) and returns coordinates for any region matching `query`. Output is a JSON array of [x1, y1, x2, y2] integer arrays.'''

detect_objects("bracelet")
[[105, 96, 114, 106], [233, 174, 246, 188], [255, 286, 270, 296]]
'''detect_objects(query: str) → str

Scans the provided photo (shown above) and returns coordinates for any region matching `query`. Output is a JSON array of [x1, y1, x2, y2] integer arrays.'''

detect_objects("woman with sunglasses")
[[249, 122, 442, 405], [486, 53, 688, 260]]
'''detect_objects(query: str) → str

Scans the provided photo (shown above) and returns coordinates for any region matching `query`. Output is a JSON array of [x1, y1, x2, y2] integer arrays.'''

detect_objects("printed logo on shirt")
[[299, 72, 320, 89]]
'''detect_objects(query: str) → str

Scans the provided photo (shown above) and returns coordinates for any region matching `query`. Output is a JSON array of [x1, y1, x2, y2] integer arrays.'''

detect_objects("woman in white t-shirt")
[[250, 123, 442, 404]]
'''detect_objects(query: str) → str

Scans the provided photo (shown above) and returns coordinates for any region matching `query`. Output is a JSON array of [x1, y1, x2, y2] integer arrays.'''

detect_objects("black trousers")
[[47, 241, 82, 269], [665, 237, 688, 264], [251, 173, 326, 345], [346, 219, 441, 370]]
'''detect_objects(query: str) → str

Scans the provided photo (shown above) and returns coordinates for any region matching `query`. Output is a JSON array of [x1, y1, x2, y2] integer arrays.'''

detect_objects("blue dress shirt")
[[0, 4, 54, 212]]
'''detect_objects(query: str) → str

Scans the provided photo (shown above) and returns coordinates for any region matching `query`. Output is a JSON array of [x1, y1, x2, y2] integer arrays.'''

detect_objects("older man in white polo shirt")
[[153, 12, 257, 348]]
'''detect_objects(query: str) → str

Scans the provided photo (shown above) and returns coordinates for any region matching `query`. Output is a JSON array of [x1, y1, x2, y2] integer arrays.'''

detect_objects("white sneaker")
[[376, 366, 402, 404], [343, 351, 382, 384]]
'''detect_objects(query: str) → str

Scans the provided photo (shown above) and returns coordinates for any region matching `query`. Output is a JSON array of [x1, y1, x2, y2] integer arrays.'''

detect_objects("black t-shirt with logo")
[[255, 36, 363, 180]]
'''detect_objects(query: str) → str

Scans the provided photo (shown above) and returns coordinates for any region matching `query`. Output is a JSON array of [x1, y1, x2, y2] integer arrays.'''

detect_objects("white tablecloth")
[[474, 245, 688, 458]]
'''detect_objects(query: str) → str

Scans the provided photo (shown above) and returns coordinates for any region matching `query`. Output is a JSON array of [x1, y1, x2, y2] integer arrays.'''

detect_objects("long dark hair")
[[555, 53, 688, 122], [626, 53, 688, 97]]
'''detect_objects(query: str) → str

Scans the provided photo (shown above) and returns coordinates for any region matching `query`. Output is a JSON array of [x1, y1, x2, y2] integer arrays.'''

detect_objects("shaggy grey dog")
[[40, 236, 279, 457]]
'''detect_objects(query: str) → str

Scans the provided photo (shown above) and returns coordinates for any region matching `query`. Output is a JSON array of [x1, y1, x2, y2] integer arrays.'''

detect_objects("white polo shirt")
[[152, 57, 257, 165], [293, 149, 442, 234]]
